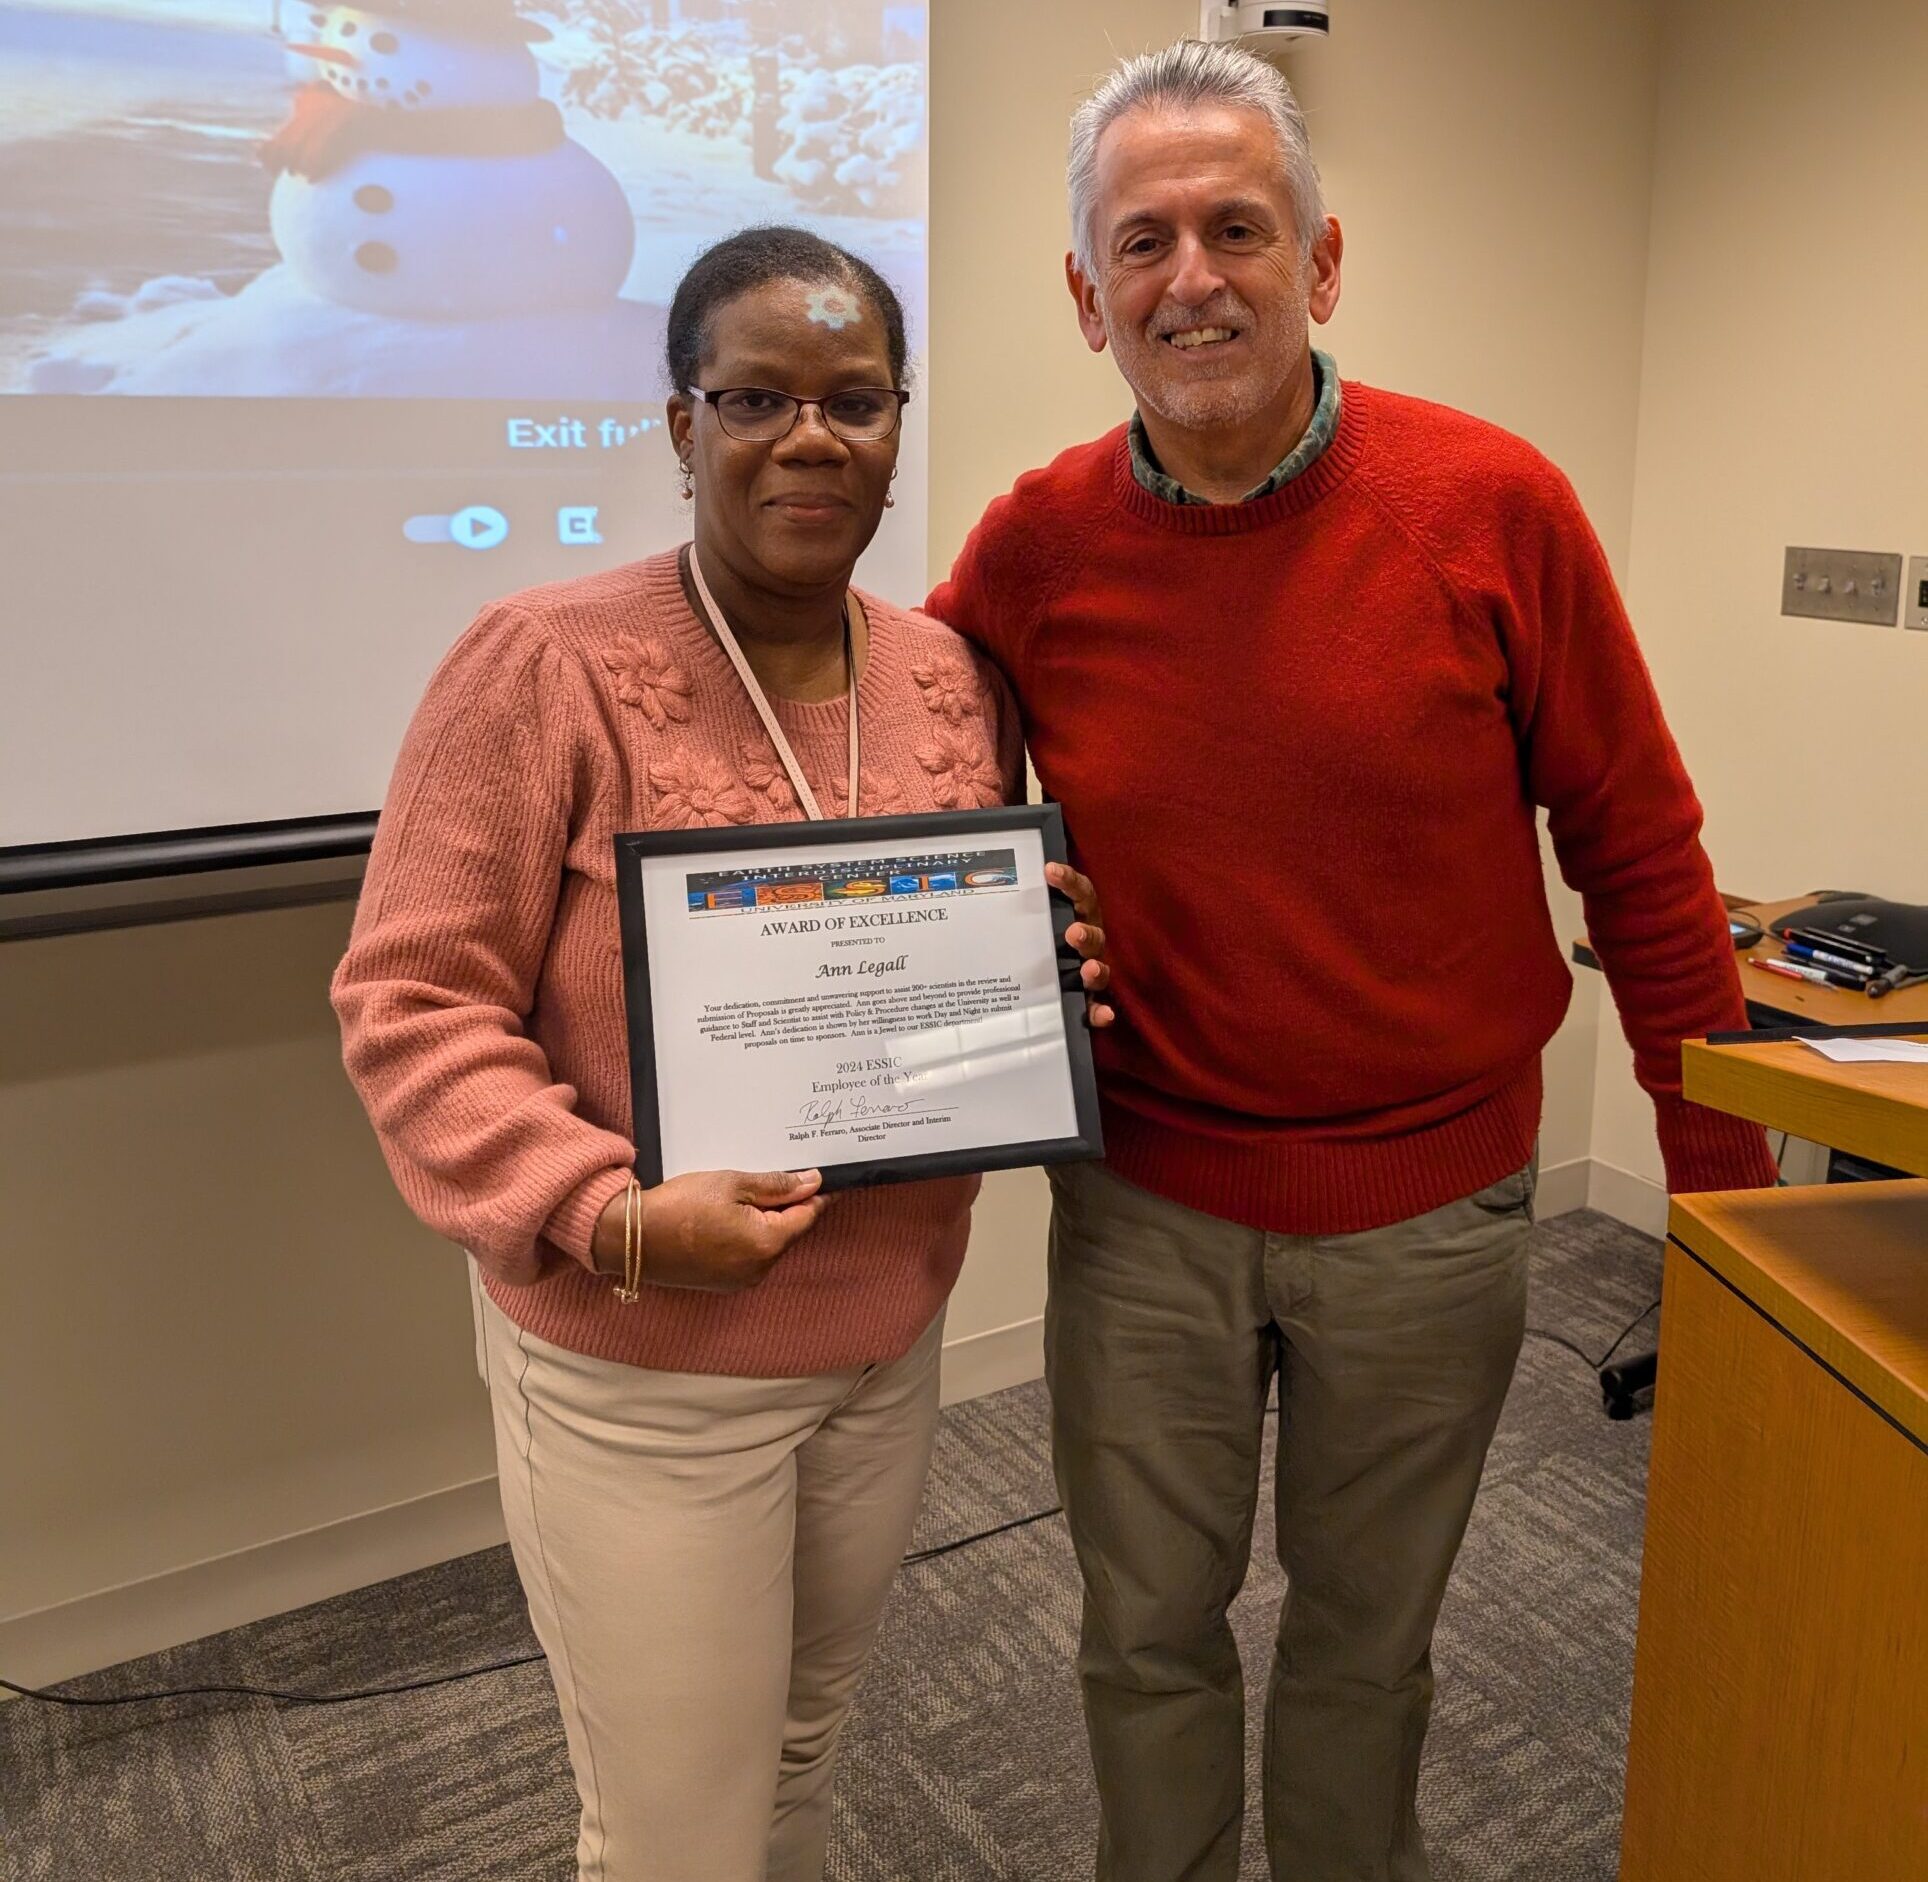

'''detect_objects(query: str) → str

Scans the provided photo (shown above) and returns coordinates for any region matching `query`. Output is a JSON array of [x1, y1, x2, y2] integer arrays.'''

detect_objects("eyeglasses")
[[692, 385, 909, 444]]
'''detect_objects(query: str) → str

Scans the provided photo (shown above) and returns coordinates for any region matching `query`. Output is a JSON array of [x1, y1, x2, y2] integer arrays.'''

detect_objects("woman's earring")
[[678, 460, 694, 502], [884, 467, 898, 511]]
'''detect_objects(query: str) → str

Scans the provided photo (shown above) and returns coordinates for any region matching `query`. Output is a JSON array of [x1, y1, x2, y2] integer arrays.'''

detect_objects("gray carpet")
[[1, 1209, 1660, 1882]]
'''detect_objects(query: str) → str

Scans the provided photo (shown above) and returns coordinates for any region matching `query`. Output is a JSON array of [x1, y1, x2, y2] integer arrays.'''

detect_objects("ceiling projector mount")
[[1198, 3, 1331, 46]]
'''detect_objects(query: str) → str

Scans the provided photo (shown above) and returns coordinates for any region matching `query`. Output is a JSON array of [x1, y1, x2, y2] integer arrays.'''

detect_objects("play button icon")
[[449, 505, 509, 550]]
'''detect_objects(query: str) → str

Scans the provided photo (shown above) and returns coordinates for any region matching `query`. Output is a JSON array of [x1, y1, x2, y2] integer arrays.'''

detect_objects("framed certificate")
[[614, 805, 1104, 1189]]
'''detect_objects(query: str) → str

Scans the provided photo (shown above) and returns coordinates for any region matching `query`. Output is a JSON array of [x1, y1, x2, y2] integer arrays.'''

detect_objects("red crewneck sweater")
[[927, 382, 1776, 1233]]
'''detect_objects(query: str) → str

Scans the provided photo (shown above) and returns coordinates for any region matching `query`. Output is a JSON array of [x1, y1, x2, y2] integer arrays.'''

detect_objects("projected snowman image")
[[264, 1, 635, 319], [6, 0, 927, 400]]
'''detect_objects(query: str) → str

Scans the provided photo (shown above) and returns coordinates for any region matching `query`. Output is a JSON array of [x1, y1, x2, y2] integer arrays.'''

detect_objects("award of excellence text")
[[758, 907, 951, 936]]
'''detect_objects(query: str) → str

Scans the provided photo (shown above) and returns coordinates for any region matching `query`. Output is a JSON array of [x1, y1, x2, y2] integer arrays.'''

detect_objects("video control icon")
[[404, 506, 510, 550], [449, 505, 510, 550]]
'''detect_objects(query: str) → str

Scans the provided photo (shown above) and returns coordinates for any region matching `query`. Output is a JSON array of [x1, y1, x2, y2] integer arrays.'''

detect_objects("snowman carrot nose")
[[287, 42, 360, 67]]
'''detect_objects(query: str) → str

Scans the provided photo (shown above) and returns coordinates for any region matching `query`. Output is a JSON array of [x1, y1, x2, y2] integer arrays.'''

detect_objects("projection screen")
[[0, 0, 929, 887]]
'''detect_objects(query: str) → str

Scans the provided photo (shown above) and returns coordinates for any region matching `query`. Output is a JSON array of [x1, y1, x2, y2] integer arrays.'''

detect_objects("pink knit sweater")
[[332, 549, 1022, 1377]]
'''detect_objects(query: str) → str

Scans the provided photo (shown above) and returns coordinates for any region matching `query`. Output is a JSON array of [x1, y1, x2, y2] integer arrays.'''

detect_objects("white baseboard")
[[1533, 1154, 1591, 1220], [1585, 1158, 1670, 1238], [939, 1313, 1044, 1407], [0, 1476, 507, 1695]]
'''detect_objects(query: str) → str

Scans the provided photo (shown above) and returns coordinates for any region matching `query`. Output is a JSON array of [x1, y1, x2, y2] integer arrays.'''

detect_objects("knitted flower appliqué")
[[603, 637, 692, 732], [649, 754, 755, 828], [916, 730, 1004, 809], [741, 739, 799, 815], [857, 769, 912, 817], [912, 658, 983, 727]]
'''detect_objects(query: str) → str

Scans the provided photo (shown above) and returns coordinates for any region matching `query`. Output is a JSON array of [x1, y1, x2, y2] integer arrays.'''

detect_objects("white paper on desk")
[[1797, 1037, 1928, 1064]]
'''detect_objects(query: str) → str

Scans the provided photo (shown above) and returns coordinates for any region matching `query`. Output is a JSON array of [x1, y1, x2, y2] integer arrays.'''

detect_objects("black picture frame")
[[613, 803, 1104, 1191]]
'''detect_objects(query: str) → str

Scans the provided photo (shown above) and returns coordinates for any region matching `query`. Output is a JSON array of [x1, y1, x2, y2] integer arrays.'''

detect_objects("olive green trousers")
[[1045, 1155, 1535, 1882]]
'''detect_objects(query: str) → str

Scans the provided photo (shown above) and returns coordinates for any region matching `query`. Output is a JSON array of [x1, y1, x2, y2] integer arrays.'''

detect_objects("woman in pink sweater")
[[331, 227, 1109, 1882]]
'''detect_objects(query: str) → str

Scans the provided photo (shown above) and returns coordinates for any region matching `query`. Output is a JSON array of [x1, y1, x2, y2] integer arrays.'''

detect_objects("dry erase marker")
[[1782, 939, 1873, 978], [1752, 956, 1866, 992]]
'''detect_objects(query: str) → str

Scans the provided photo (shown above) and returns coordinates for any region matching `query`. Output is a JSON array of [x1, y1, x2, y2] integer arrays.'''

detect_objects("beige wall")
[[1589, 0, 1928, 1194], [0, 906, 489, 1633], [7, 0, 1749, 1683]]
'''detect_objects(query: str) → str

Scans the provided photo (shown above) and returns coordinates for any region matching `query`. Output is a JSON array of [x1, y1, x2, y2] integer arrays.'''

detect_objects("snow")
[[25, 259, 665, 397], [13, 1, 272, 29]]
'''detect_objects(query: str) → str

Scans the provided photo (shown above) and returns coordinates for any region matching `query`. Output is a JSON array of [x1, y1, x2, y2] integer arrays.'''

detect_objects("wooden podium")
[[1618, 1036, 1928, 1880]]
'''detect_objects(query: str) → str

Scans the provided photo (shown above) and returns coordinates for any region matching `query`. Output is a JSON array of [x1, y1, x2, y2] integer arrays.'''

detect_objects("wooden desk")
[[1578, 893, 1928, 1197], [1682, 1035, 1928, 1177], [1572, 893, 1928, 1031], [1619, 1154, 1928, 1874]]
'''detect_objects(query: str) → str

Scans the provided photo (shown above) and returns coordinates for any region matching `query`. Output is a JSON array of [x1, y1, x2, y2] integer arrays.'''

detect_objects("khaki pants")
[[480, 1292, 943, 1882], [1045, 1157, 1534, 1882]]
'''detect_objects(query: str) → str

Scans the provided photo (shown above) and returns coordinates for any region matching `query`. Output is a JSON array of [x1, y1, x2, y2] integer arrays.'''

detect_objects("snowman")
[[262, 0, 635, 320]]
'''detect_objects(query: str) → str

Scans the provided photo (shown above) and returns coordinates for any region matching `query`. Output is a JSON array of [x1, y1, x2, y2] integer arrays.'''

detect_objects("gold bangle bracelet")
[[613, 1176, 643, 1303], [630, 1178, 644, 1298]]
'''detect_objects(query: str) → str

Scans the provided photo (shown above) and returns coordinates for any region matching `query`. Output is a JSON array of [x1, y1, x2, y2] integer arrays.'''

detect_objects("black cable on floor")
[[2, 1326, 1644, 1714], [902, 1503, 1062, 1564], [0, 1662, 545, 1710]]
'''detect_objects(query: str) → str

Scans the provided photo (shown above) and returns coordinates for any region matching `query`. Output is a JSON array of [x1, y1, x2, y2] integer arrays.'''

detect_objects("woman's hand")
[[591, 1169, 827, 1292], [1047, 861, 1115, 1030]]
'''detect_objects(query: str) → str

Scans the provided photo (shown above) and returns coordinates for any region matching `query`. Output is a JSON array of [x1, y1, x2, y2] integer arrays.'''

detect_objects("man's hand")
[[1048, 860, 1116, 1029], [592, 1169, 826, 1291]]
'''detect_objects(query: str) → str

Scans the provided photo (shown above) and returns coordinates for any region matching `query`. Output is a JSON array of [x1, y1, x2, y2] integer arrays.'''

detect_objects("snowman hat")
[[365, 0, 554, 44]]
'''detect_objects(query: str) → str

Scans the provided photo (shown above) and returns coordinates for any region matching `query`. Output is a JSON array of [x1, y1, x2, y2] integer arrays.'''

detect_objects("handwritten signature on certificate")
[[795, 1090, 958, 1127]]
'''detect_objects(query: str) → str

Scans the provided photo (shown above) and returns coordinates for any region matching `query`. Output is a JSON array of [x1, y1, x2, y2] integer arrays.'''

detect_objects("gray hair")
[[1067, 39, 1327, 277]]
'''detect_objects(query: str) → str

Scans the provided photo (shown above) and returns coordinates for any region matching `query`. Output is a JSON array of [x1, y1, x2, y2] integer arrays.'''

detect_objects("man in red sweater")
[[925, 39, 1776, 1882]]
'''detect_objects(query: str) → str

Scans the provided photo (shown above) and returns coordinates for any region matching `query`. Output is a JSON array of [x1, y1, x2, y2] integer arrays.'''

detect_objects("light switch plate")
[[1781, 546, 1902, 626], [1907, 556, 1928, 632]]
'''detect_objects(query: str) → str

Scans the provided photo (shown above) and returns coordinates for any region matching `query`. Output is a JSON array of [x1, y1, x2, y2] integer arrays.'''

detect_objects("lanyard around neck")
[[686, 546, 858, 822]]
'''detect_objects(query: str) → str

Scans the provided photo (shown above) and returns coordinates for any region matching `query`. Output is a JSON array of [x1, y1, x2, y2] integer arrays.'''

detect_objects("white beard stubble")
[[1103, 287, 1307, 432]]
